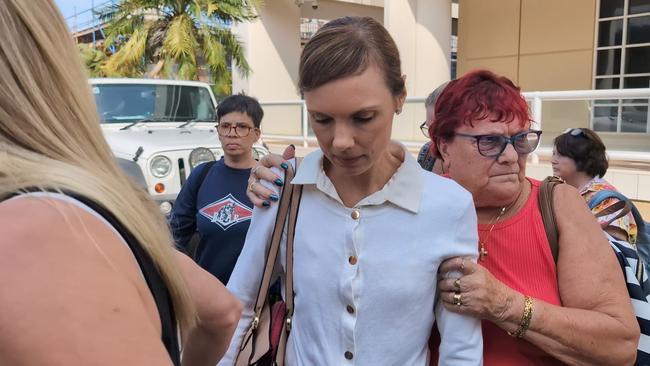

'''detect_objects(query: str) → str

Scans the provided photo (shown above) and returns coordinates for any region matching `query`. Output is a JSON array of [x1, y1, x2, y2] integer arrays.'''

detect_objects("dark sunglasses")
[[454, 130, 542, 158]]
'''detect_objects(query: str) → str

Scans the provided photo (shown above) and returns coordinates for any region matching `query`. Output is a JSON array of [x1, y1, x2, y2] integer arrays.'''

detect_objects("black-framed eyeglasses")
[[215, 122, 256, 137], [454, 130, 542, 158], [419, 121, 429, 137], [563, 128, 585, 138]]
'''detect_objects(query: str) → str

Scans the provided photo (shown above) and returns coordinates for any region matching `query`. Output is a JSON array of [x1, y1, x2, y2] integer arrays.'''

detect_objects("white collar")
[[292, 144, 422, 213]]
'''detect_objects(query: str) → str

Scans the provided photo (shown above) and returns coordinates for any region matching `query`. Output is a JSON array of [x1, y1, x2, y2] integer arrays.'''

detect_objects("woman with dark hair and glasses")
[[169, 94, 264, 284], [426, 70, 638, 365], [552, 127, 637, 244], [417, 81, 449, 173]]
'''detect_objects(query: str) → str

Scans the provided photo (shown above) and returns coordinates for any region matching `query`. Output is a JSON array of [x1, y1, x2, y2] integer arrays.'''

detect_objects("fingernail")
[[262, 201, 270, 207], [274, 179, 284, 186], [280, 162, 289, 170], [269, 194, 279, 201]]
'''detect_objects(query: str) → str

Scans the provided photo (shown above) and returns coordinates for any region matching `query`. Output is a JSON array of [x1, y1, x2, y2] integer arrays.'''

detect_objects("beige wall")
[[232, 0, 301, 100], [457, 0, 521, 82], [232, 0, 303, 136], [518, 0, 596, 91], [458, 0, 596, 90]]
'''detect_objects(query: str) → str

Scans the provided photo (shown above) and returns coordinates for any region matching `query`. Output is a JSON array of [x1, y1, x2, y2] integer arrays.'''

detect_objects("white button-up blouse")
[[219, 148, 483, 366]]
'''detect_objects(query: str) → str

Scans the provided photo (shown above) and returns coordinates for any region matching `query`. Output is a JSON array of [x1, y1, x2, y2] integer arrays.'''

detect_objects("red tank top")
[[429, 178, 564, 365], [479, 178, 562, 365]]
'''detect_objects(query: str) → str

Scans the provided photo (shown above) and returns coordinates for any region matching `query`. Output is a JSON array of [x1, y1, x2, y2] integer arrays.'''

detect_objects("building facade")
[[457, 0, 650, 152]]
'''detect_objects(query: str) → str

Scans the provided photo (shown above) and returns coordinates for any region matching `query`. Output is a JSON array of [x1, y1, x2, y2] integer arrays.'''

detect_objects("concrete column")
[[384, 0, 451, 141], [232, 0, 303, 136], [384, 0, 452, 96], [232, 1, 301, 100]]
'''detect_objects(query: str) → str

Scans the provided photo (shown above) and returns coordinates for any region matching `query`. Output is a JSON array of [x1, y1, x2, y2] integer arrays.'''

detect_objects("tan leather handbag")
[[235, 163, 302, 366]]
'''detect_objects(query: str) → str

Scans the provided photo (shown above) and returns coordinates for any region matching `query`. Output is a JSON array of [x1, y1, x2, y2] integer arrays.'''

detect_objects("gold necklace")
[[478, 199, 517, 261]]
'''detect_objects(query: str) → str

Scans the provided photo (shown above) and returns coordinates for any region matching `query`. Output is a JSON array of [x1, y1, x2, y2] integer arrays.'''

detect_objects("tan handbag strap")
[[538, 176, 564, 264], [252, 165, 296, 319], [285, 182, 303, 327]]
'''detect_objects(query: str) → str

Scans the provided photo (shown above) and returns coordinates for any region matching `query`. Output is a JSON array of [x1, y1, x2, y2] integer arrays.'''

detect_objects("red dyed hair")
[[428, 69, 532, 158]]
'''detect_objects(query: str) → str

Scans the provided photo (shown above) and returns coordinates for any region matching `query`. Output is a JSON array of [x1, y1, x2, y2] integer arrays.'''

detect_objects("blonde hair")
[[0, 0, 196, 330]]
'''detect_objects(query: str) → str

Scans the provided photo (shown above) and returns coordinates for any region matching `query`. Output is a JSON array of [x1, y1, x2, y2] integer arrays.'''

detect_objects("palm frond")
[[102, 0, 256, 89], [103, 26, 150, 76], [206, 26, 250, 76], [163, 14, 199, 63]]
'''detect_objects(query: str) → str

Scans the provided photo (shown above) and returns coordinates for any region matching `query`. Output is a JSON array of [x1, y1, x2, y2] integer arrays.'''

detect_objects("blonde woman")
[[0, 1, 241, 365]]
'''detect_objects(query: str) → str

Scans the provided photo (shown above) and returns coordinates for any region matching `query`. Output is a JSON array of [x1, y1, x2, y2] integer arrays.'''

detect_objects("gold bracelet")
[[507, 295, 534, 338]]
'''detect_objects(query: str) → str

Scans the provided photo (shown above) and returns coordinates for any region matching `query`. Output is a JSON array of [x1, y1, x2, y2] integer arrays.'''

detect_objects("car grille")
[[178, 158, 187, 186]]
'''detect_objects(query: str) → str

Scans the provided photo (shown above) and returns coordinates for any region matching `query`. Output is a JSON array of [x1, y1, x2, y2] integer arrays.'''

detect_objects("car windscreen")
[[93, 84, 216, 123]]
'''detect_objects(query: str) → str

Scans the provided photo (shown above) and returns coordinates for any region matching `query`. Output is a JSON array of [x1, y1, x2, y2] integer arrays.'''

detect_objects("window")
[[594, 0, 650, 133], [93, 84, 216, 123]]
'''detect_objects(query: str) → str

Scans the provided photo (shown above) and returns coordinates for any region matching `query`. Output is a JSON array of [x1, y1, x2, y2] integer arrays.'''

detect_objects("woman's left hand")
[[438, 256, 520, 323]]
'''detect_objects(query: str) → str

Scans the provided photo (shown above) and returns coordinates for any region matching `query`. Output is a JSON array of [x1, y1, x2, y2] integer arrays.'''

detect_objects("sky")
[[55, 0, 95, 19], [54, 0, 113, 31]]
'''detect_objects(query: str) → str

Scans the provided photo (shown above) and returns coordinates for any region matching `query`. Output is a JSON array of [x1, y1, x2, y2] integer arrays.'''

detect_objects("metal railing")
[[260, 88, 650, 163], [65, 0, 114, 32]]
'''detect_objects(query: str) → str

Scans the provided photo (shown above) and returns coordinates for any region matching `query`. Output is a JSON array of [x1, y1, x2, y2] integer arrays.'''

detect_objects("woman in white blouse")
[[220, 16, 482, 366]]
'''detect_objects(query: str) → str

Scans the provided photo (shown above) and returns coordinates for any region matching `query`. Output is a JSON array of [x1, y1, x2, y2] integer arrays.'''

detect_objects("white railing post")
[[301, 101, 309, 148]]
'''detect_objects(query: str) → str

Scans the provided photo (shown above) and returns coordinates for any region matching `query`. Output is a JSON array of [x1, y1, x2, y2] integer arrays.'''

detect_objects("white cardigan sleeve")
[[217, 168, 285, 366], [435, 197, 484, 366]]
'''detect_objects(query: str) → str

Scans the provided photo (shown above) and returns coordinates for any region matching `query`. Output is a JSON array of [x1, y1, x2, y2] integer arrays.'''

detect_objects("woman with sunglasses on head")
[[169, 94, 263, 284], [552, 128, 637, 244]]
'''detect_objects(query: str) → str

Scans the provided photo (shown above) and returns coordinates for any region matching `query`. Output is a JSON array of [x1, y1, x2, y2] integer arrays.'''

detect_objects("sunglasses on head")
[[563, 128, 586, 138]]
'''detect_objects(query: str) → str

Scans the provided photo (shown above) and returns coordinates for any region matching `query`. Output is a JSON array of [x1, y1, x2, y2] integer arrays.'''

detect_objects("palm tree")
[[101, 0, 260, 95], [78, 43, 109, 77]]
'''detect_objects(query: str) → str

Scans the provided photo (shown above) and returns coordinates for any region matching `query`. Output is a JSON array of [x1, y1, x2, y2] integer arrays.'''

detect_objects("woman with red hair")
[[431, 69, 638, 365]]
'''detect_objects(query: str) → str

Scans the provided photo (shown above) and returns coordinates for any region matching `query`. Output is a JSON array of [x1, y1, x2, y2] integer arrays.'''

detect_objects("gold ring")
[[453, 292, 462, 306], [248, 180, 257, 192], [454, 278, 461, 291]]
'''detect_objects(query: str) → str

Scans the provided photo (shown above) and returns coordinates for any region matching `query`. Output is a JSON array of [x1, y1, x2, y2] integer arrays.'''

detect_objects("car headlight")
[[212, 148, 223, 160], [189, 147, 216, 169], [150, 155, 172, 178]]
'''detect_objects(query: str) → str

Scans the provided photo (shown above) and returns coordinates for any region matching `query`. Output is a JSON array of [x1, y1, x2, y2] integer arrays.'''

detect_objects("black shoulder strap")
[[183, 160, 216, 259], [195, 161, 216, 193], [71, 195, 181, 366], [2, 191, 181, 365]]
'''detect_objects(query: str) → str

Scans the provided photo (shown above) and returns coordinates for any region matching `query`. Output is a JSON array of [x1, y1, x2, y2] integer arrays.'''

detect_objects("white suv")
[[90, 78, 269, 214]]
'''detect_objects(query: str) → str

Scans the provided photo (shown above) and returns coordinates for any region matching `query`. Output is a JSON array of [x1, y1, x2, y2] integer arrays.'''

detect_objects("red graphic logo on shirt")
[[199, 194, 253, 230]]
